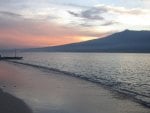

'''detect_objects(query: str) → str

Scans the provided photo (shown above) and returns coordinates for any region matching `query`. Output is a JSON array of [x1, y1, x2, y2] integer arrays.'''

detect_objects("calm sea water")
[[18, 52, 150, 105]]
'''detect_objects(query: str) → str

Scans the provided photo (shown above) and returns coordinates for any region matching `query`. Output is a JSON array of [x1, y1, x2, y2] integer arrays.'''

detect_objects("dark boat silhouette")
[[0, 56, 23, 60], [0, 49, 23, 60]]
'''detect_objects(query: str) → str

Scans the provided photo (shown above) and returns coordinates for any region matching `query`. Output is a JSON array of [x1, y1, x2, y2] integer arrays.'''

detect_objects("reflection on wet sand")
[[0, 61, 150, 113]]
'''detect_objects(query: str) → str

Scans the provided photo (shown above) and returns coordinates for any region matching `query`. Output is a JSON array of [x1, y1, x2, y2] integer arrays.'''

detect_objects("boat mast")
[[15, 49, 17, 57]]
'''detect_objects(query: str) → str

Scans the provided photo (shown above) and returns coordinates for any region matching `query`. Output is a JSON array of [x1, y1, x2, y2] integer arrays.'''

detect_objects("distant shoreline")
[[21, 51, 150, 54]]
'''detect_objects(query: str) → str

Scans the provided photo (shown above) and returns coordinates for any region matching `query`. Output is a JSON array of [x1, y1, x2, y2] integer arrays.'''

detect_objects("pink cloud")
[[0, 12, 110, 48]]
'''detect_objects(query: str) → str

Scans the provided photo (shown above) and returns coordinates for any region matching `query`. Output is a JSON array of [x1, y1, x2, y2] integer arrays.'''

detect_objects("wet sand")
[[0, 61, 149, 113]]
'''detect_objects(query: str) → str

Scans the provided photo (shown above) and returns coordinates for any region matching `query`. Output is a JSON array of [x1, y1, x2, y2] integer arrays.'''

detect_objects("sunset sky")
[[0, 0, 150, 48]]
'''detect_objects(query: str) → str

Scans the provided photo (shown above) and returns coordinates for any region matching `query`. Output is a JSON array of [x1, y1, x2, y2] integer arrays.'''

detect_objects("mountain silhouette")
[[27, 30, 150, 53]]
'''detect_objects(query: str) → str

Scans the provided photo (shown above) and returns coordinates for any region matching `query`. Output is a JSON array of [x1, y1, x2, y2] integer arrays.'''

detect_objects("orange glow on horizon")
[[28, 36, 98, 47], [0, 28, 99, 48]]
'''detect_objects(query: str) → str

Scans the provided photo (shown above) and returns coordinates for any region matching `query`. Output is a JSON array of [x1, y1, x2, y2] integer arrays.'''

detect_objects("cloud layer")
[[0, 10, 107, 48], [0, 0, 149, 48]]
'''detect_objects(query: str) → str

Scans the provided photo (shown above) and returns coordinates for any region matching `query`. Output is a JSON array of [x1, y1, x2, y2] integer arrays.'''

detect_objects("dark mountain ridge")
[[27, 30, 150, 53]]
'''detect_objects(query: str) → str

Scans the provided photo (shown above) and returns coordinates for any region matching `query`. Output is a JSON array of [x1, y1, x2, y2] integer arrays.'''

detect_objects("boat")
[[0, 49, 23, 60], [0, 57, 23, 60]]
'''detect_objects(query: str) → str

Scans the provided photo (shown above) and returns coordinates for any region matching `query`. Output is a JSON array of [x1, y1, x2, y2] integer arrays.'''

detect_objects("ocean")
[[15, 52, 150, 107]]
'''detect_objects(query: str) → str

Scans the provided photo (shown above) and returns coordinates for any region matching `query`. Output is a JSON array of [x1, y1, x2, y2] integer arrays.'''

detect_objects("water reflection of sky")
[[0, 61, 149, 113]]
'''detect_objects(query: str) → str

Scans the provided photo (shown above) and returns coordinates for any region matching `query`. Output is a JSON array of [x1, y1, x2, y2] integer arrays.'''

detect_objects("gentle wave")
[[8, 60, 150, 108]]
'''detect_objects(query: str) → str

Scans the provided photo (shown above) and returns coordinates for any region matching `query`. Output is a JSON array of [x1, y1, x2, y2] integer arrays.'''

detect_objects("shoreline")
[[0, 61, 149, 113], [7, 60, 150, 108]]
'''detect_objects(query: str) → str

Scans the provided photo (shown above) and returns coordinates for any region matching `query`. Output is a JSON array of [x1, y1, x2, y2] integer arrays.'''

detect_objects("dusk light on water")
[[0, 0, 150, 113]]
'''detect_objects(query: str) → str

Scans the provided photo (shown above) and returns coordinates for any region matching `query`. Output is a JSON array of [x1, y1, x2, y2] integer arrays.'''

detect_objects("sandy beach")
[[0, 88, 32, 113], [0, 61, 149, 113]]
